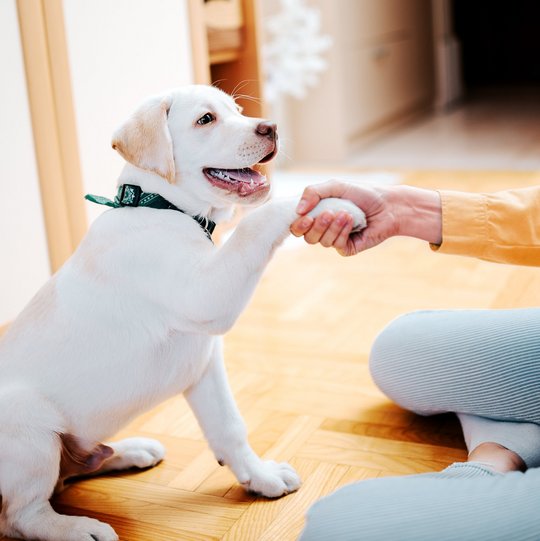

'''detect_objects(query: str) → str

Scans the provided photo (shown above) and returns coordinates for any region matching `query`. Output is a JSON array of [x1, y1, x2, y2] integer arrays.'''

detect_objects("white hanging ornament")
[[263, 0, 332, 103]]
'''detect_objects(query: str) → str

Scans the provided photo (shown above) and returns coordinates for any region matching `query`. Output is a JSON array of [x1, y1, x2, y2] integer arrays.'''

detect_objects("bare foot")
[[468, 442, 526, 473]]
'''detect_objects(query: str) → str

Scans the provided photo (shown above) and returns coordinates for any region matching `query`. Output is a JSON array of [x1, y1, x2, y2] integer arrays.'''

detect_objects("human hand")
[[290, 180, 442, 256], [290, 181, 398, 256]]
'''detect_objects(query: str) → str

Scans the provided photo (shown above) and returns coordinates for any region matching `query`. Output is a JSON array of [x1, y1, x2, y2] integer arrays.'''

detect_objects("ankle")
[[468, 442, 526, 473]]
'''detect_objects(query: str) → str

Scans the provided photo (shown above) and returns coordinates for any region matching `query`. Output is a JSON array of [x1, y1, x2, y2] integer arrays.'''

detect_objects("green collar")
[[85, 184, 216, 241]]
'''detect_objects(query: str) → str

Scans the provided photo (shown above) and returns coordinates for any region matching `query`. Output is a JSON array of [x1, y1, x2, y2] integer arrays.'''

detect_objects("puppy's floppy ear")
[[112, 94, 175, 183]]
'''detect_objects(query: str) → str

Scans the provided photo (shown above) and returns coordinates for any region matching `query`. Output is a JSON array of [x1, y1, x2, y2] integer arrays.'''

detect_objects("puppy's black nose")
[[256, 120, 277, 140]]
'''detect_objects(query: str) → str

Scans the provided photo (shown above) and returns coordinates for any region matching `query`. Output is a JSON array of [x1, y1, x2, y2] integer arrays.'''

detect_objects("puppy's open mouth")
[[203, 166, 269, 197]]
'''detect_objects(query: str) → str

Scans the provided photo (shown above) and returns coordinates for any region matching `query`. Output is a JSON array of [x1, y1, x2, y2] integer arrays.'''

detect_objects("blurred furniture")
[[205, 0, 244, 61], [287, 0, 435, 163], [188, 0, 266, 118], [432, 0, 463, 111]]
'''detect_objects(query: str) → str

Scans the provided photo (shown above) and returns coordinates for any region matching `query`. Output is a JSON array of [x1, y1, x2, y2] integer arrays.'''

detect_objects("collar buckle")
[[118, 184, 142, 207]]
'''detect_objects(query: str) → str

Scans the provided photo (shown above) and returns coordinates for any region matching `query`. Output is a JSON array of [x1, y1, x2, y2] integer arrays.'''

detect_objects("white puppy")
[[0, 85, 365, 541]]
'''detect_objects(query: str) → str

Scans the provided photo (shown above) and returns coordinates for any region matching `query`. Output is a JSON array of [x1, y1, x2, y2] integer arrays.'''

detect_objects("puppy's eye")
[[197, 113, 215, 125]]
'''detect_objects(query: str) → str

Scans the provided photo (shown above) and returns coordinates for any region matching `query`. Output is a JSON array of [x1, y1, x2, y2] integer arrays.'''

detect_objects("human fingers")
[[290, 215, 314, 237], [302, 211, 335, 244], [331, 216, 357, 255], [319, 212, 354, 248], [296, 180, 350, 215], [349, 223, 388, 253]]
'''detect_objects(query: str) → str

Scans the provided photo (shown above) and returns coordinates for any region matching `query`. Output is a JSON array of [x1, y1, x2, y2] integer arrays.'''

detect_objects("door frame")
[[16, 0, 86, 272]]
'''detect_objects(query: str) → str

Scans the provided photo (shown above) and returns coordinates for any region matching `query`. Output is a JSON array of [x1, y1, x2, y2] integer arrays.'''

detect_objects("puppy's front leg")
[[186, 200, 298, 334], [185, 339, 300, 497], [187, 197, 363, 335]]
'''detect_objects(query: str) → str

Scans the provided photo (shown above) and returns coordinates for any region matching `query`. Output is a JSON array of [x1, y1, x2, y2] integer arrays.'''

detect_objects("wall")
[[62, 0, 195, 223]]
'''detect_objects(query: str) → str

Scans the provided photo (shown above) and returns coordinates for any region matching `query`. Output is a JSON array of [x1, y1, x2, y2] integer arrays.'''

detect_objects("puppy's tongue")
[[205, 167, 267, 196]]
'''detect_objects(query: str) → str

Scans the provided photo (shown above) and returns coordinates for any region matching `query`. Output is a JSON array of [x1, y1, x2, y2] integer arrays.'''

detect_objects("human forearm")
[[385, 185, 442, 245]]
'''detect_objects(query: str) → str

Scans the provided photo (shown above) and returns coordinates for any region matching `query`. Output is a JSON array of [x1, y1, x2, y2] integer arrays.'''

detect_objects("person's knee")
[[300, 483, 372, 541], [299, 499, 332, 541], [369, 311, 442, 413], [369, 312, 421, 389]]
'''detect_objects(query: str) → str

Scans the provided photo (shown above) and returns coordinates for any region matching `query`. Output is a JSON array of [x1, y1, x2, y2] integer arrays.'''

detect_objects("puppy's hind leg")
[[86, 437, 165, 476], [0, 388, 118, 541], [57, 437, 165, 488]]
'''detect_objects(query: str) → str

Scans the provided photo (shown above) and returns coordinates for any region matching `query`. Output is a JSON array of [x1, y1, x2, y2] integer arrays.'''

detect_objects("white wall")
[[62, 0, 195, 223], [0, 0, 51, 325]]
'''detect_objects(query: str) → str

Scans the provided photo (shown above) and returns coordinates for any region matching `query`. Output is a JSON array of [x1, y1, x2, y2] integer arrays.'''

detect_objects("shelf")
[[209, 48, 242, 65]]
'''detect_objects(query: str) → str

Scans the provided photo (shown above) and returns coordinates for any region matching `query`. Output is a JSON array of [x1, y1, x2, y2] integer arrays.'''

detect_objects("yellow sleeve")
[[431, 186, 540, 266]]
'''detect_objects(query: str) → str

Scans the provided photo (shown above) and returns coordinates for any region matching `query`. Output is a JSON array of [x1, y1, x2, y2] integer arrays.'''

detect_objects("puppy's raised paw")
[[242, 460, 301, 498], [308, 197, 367, 232]]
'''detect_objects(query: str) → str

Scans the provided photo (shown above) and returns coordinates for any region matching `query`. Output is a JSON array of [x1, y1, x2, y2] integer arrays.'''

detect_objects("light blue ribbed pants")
[[300, 308, 540, 541]]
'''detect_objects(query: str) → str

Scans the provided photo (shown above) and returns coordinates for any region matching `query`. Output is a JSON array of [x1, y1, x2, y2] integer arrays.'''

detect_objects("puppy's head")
[[112, 85, 277, 209]]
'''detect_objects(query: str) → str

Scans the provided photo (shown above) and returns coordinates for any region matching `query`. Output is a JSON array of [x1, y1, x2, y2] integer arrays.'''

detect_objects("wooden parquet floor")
[[3, 170, 540, 540]]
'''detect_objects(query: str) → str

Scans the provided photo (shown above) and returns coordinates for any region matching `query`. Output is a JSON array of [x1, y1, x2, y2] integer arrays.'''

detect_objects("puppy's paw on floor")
[[63, 516, 119, 541], [2, 515, 119, 541], [242, 460, 301, 498], [104, 437, 166, 472]]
